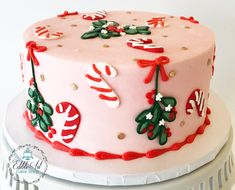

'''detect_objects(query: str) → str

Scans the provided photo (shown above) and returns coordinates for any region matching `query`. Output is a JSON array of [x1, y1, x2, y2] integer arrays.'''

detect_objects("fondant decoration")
[[180, 16, 199, 24], [186, 89, 206, 117], [126, 38, 164, 53], [55, 102, 81, 143], [85, 62, 120, 108], [137, 56, 170, 83], [34, 26, 64, 40], [26, 41, 54, 132], [146, 17, 168, 28], [26, 41, 47, 66], [135, 58, 177, 145], [57, 11, 79, 18], [47, 126, 57, 139], [19, 53, 25, 82], [23, 108, 211, 160], [81, 20, 151, 39], [82, 10, 107, 20], [146, 89, 156, 105]]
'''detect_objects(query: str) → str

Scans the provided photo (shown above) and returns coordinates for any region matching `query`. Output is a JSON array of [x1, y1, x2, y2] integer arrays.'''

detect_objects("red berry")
[[148, 131, 153, 138], [29, 78, 35, 86], [36, 108, 43, 116], [148, 124, 154, 131], [51, 128, 57, 134], [142, 128, 147, 133], [48, 133, 53, 138]]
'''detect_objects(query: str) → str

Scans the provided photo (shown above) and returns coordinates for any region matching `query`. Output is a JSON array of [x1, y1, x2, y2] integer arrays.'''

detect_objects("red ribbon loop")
[[26, 41, 47, 66], [137, 56, 170, 83], [180, 16, 199, 24]]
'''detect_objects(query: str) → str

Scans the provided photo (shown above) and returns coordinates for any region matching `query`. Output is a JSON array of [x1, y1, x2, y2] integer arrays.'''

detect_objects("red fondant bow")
[[26, 41, 47, 66], [137, 56, 170, 83], [57, 11, 79, 17], [147, 17, 166, 27], [180, 16, 199, 24]]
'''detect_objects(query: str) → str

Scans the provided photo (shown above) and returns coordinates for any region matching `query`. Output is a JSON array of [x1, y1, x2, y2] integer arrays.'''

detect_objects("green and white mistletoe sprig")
[[135, 65, 177, 145], [81, 20, 151, 39]]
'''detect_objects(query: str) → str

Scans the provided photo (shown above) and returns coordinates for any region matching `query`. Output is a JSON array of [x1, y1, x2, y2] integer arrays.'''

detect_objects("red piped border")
[[23, 108, 211, 161]]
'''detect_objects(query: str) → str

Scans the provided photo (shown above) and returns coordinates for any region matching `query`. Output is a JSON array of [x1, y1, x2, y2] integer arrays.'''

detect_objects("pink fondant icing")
[[22, 11, 215, 156]]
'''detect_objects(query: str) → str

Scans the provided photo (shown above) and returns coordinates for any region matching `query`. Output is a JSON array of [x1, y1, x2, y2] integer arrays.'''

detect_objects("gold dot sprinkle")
[[71, 24, 78, 27], [184, 26, 191, 29], [103, 44, 110, 48], [181, 46, 188, 50], [170, 16, 175, 18], [168, 70, 176, 78], [117, 132, 126, 140], [126, 11, 132, 14], [59, 17, 66, 19], [71, 83, 78, 90], [207, 58, 212, 66], [162, 35, 168, 38], [40, 74, 45, 81], [57, 44, 63, 48], [180, 121, 185, 127], [133, 18, 138, 21], [46, 25, 51, 27], [133, 58, 138, 62]]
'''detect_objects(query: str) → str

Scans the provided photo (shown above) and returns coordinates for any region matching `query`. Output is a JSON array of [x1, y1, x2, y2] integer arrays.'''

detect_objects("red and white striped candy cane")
[[146, 17, 168, 28], [85, 62, 120, 108], [82, 10, 107, 20], [56, 102, 81, 143], [126, 38, 164, 53], [186, 89, 206, 117], [34, 26, 63, 40]]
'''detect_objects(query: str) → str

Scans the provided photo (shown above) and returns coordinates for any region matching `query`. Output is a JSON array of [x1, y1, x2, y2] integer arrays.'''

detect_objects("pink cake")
[[21, 11, 215, 161]]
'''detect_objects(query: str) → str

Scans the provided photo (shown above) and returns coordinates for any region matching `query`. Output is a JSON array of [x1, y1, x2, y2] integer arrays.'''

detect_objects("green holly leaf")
[[136, 26, 149, 30], [92, 21, 103, 27], [138, 30, 151, 35], [41, 113, 52, 126], [135, 109, 151, 122], [31, 104, 37, 113], [98, 20, 107, 25], [159, 126, 168, 145], [161, 97, 177, 107], [28, 88, 34, 98], [148, 124, 160, 140], [137, 120, 150, 134], [81, 32, 99, 39], [99, 32, 111, 39], [43, 103, 53, 115], [26, 100, 32, 110], [124, 25, 130, 29], [125, 29, 138, 34], [31, 117, 39, 126], [36, 94, 44, 104], [39, 119, 48, 132], [152, 106, 160, 123], [110, 32, 121, 37], [162, 111, 176, 122]]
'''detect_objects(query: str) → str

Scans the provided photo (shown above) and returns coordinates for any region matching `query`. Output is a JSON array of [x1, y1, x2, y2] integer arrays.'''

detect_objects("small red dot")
[[48, 133, 53, 138], [51, 128, 57, 134]]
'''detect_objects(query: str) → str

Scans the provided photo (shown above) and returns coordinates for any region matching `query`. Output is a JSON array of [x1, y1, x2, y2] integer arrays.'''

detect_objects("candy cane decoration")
[[85, 63, 120, 108], [146, 17, 168, 28], [126, 38, 164, 53], [186, 89, 206, 117], [55, 102, 81, 143], [82, 10, 107, 20], [34, 26, 63, 40]]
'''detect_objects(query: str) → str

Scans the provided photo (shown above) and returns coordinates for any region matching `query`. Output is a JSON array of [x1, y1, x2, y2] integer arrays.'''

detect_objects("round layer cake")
[[21, 11, 215, 160]]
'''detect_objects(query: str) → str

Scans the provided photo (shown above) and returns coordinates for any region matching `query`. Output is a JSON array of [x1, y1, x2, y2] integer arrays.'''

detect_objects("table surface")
[[0, 0, 234, 188]]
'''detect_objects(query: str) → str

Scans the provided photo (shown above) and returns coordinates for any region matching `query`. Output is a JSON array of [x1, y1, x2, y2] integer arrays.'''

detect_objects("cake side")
[[21, 11, 216, 159]]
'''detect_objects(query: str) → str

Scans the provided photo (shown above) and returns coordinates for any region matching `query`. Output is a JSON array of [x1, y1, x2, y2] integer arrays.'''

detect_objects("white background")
[[0, 0, 234, 187]]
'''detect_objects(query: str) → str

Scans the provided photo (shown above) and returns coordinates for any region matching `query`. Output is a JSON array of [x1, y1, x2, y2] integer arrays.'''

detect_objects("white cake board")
[[1, 91, 232, 186], [1, 126, 234, 190]]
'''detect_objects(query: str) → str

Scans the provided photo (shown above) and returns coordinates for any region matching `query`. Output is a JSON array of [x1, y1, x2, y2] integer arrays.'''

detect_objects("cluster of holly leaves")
[[135, 67, 177, 145], [26, 59, 53, 133], [135, 96, 177, 145], [81, 20, 151, 39], [27, 85, 53, 132]]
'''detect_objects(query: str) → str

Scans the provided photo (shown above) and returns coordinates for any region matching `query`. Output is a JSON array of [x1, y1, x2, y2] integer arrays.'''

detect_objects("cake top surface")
[[23, 11, 215, 65]]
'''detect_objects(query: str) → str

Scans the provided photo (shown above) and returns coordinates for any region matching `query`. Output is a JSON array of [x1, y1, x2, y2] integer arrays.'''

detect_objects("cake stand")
[[0, 91, 235, 190]]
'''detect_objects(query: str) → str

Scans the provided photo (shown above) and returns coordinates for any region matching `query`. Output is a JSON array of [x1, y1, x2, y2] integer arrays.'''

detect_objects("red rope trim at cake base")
[[23, 108, 211, 161]]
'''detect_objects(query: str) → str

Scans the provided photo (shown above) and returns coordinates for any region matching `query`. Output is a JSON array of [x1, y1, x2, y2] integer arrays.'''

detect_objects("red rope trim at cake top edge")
[[23, 108, 211, 161]]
